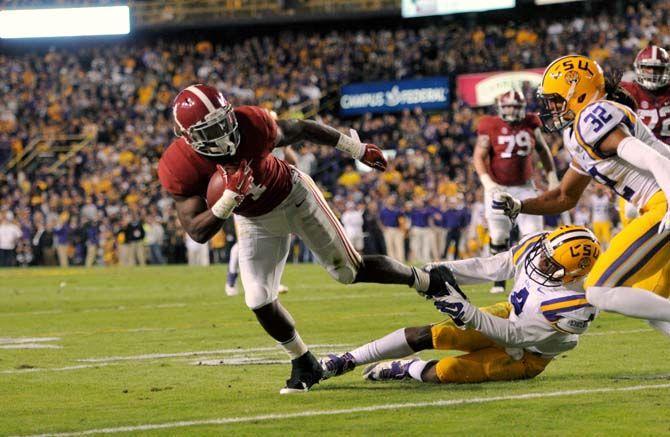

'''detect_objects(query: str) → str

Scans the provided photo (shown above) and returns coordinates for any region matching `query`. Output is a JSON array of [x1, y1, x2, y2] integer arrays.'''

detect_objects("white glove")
[[433, 291, 475, 328], [492, 192, 521, 221], [480, 174, 502, 193], [547, 171, 560, 190], [659, 210, 670, 234]]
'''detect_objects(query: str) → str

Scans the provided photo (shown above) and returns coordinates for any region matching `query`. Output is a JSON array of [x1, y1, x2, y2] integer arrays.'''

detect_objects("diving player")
[[320, 226, 600, 384], [492, 55, 670, 334]]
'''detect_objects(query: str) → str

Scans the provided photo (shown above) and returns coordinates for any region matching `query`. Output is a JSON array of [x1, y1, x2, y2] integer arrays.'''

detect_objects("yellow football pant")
[[585, 191, 670, 298], [431, 302, 551, 383], [592, 221, 612, 246]]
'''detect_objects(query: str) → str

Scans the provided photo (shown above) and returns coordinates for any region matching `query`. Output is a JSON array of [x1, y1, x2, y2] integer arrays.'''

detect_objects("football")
[[206, 168, 227, 207]]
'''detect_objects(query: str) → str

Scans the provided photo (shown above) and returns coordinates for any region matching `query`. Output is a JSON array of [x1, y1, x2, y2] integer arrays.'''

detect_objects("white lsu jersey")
[[589, 194, 611, 222], [443, 232, 597, 358], [564, 99, 670, 210]]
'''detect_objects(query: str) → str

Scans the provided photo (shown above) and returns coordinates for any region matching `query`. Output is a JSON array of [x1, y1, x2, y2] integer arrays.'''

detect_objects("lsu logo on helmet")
[[537, 55, 606, 132]]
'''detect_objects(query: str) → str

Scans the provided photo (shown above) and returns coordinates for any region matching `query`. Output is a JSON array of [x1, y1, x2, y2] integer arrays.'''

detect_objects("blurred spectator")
[[54, 216, 70, 267], [409, 197, 433, 263], [363, 202, 386, 255], [442, 197, 470, 260], [379, 196, 405, 262], [84, 218, 100, 267], [123, 215, 146, 266], [0, 212, 22, 267], [341, 201, 364, 252], [145, 216, 166, 265]]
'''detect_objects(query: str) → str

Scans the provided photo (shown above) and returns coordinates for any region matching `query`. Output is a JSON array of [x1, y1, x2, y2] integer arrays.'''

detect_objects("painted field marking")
[[0, 337, 61, 349], [1, 364, 112, 375], [76, 344, 353, 364], [19, 383, 670, 437]]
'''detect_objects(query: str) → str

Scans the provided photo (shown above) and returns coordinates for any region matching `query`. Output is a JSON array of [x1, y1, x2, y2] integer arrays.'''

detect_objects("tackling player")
[[474, 90, 559, 294], [157, 84, 448, 394], [320, 226, 599, 384], [492, 55, 670, 335], [620, 46, 670, 145]]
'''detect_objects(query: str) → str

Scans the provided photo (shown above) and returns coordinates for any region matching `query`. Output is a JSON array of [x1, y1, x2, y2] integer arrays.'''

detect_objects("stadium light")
[[402, 0, 515, 18], [0, 6, 130, 39]]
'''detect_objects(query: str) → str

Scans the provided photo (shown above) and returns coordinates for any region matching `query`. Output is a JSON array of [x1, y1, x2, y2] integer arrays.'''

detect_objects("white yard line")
[[76, 344, 353, 363], [20, 383, 670, 437], [584, 328, 653, 336], [0, 337, 60, 344], [1, 364, 112, 374]]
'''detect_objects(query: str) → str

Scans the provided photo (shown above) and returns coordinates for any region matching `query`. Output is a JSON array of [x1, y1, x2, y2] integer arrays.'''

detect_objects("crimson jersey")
[[158, 106, 293, 217], [476, 114, 541, 186], [620, 81, 670, 144]]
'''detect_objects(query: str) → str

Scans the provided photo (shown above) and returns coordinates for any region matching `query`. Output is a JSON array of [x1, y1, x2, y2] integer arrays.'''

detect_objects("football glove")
[[337, 129, 387, 171], [430, 266, 472, 328], [479, 174, 502, 193], [211, 161, 254, 220], [492, 192, 521, 221]]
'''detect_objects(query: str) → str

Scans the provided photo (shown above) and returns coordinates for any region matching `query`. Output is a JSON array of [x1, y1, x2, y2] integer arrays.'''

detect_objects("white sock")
[[411, 267, 430, 292], [648, 319, 670, 339], [229, 242, 239, 275], [586, 286, 670, 321], [349, 328, 414, 365], [278, 332, 308, 359], [408, 359, 429, 382]]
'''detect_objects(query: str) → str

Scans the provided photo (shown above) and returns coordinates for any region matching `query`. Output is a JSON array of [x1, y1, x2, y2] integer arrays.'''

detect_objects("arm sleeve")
[[465, 307, 558, 348], [433, 251, 515, 284], [617, 136, 670, 201]]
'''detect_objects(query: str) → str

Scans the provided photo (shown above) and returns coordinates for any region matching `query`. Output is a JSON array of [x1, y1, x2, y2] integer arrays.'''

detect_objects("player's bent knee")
[[244, 287, 276, 310], [328, 264, 358, 284]]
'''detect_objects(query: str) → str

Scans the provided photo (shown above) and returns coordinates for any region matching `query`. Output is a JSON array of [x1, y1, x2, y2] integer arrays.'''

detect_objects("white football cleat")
[[225, 284, 239, 296], [489, 285, 506, 294], [278, 284, 289, 294]]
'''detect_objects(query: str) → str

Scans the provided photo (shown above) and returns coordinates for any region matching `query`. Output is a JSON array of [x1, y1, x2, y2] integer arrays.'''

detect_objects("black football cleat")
[[279, 351, 323, 394], [426, 265, 465, 298]]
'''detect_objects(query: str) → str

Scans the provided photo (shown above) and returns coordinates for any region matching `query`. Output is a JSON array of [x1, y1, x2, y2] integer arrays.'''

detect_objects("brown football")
[[206, 170, 227, 207]]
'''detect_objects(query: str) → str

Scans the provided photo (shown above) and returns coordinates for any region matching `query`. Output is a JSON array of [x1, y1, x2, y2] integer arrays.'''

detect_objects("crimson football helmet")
[[496, 90, 526, 123], [634, 45, 670, 90], [172, 84, 240, 157]]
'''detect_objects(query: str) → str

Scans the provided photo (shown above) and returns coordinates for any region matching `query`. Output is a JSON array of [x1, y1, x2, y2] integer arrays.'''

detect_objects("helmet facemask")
[[635, 63, 670, 90], [178, 105, 240, 157], [537, 89, 576, 132], [499, 102, 526, 123], [524, 237, 565, 287]]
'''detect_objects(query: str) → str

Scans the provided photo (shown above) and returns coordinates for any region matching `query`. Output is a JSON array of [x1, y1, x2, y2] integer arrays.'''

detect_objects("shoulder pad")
[[553, 305, 597, 334], [476, 115, 496, 134], [540, 293, 593, 325], [574, 100, 636, 160]]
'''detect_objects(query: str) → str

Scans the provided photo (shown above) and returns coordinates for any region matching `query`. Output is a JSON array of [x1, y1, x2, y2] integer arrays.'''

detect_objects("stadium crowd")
[[0, 0, 666, 267]]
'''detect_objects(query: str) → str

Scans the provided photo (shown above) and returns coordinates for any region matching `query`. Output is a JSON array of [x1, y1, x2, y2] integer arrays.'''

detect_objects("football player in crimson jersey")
[[157, 84, 449, 394], [473, 90, 559, 294], [620, 46, 670, 144]]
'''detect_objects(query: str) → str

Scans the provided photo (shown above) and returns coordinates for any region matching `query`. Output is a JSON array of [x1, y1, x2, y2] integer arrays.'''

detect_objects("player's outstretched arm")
[[426, 251, 515, 285], [601, 127, 670, 233], [172, 194, 223, 244], [473, 134, 501, 192], [276, 119, 387, 171], [434, 294, 556, 348], [519, 165, 591, 215]]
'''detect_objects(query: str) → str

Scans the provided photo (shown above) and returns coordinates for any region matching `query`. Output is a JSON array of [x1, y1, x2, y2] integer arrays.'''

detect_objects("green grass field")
[[1, 265, 670, 436]]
